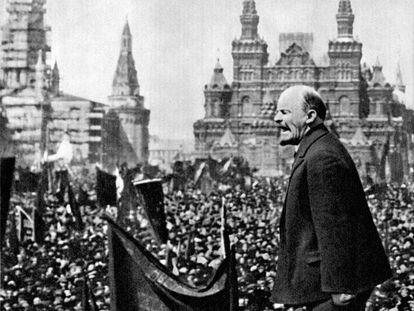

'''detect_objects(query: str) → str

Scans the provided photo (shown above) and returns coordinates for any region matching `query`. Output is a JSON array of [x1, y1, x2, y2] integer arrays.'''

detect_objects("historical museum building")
[[0, 0, 149, 168], [194, 0, 413, 182]]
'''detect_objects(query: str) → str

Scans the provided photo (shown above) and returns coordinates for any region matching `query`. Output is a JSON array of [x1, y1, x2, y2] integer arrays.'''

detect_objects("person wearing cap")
[[271, 85, 392, 310]]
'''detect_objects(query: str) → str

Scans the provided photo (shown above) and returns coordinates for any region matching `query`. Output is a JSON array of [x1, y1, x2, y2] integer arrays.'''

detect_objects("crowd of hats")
[[365, 184, 414, 311], [0, 174, 413, 310]]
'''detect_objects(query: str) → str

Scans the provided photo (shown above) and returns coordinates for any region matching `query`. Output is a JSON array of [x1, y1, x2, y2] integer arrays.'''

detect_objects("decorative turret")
[[240, 0, 259, 40], [207, 59, 230, 90], [336, 0, 354, 39], [51, 61, 60, 96], [232, 0, 268, 83], [107, 19, 149, 167], [371, 57, 386, 87], [204, 59, 232, 119], [111, 19, 140, 97], [361, 62, 372, 82], [328, 0, 361, 77]]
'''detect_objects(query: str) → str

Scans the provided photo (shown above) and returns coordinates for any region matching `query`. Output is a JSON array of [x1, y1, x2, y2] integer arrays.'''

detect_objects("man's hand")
[[331, 293, 356, 306]]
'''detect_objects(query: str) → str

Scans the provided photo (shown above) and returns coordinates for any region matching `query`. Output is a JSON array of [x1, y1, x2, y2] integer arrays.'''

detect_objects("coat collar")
[[296, 123, 329, 158]]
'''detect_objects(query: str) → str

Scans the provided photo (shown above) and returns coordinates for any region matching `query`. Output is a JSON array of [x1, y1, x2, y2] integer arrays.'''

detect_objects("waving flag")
[[105, 216, 238, 311]]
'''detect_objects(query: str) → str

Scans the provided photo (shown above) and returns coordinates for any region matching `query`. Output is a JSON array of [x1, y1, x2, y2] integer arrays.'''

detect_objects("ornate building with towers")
[[103, 20, 150, 169], [0, 1, 150, 168], [194, 0, 413, 181]]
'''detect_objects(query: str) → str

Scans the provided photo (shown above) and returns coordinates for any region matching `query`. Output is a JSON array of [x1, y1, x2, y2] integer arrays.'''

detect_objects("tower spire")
[[240, 0, 259, 40], [51, 61, 60, 95], [395, 62, 405, 92], [336, 0, 354, 39], [112, 19, 139, 97], [35, 50, 45, 92]]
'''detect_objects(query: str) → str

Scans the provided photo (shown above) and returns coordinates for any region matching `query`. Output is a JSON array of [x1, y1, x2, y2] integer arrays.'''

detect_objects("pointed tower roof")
[[240, 0, 260, 40], [112, 20, 139, 96], [52, 61, 59, 77], [349, 127, 370, 146], [373, 57, 382, 69], [395, 62, 405, 92], [361, 62, 370, 72], [207, 59, 230, 90], [122, 18, 131, 37], [336, 0, 355, 40], [218, 127, 237, 147], [35, 50, 44, 70], [371, 57, 386, 86]]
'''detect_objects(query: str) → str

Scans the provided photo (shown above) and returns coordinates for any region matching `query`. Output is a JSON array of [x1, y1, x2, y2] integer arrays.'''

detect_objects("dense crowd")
[[0, 170, 413, 310]]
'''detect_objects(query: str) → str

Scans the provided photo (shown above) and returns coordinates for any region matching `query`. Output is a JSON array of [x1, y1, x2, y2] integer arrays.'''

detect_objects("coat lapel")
[[296, 124, 329, 159]]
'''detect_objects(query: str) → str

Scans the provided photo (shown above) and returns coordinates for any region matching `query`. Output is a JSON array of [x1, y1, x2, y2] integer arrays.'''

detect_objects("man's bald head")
[[278, 85, 327, 121]]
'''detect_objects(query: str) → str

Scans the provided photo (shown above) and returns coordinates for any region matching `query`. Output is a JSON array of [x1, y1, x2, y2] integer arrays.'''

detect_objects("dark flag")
[[68, 184, 84, 231], [118, 170, 138, 223], [8, 211, 19, 256], [77, 185, 91, 207], [1, 157, 15, 244], [55, 169, 69, 204], [96, 167, 117, 207], [14, 169, 40, 193], [82, 277, 98, 311], [105, 216, 238, 311], [133, 179, 168, 244]]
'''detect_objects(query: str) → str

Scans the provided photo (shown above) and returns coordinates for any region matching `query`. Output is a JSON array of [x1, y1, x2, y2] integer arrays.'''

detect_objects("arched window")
[[242, 96, 253, 117], [339, 96, 351, 115]]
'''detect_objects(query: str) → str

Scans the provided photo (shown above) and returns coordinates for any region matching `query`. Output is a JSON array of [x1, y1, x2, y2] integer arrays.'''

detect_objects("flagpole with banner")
[[1, 157, 15, 245], [105, 215, 238, 311], [133, 178, 168, 244]]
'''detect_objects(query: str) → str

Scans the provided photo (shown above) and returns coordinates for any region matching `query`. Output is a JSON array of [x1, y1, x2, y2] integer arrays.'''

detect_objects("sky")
[[0, 0, 413, 140]]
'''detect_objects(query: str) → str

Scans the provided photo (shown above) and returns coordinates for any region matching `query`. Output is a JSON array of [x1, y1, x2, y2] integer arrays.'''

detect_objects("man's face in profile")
[[274, 89, 308, 146]]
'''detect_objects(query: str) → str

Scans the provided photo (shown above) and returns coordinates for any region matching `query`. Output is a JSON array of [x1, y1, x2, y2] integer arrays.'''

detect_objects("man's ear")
[[305, 109, 317, 125]]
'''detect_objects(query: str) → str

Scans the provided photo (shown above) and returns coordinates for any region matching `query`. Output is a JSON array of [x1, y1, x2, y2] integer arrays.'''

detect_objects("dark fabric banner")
[[68, 184, 84, 231], [96, 168, 117, 207], [8, 211, 19, 255], [14, 169, 39, 193], [133, 179, 168, 244], [1, 157, 15, 245], [106, 216, 238, 311], [55, 169, 69, 204]]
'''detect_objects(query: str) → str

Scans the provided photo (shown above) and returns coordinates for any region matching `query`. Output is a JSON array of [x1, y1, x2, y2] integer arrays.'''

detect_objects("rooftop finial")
[[336, 0, 354, 39]]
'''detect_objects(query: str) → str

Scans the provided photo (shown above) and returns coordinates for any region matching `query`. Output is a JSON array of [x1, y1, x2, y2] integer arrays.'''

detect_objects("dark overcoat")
[[271, 125, 392, 305]]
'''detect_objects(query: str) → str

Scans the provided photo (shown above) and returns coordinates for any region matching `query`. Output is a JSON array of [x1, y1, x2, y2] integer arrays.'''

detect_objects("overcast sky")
[[1, 0, 413, 140]]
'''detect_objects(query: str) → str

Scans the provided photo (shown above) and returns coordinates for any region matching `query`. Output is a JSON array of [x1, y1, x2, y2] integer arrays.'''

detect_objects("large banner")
[[96, 167, 117, 207], [133, 179, 168, 244], [106, 216, 238, 311], [1, 157, 15, 244]]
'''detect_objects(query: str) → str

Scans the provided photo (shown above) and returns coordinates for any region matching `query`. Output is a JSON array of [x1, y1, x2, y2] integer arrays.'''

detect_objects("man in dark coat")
[[271, 85, 392, 310]]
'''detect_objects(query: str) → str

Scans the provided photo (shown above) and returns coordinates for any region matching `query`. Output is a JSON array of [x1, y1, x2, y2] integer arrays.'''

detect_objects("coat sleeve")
[[306, 153, 358, 294]]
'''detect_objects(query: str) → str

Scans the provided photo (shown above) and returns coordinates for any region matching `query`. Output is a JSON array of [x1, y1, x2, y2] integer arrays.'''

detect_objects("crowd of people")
[[0, 169, 413, 310]]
